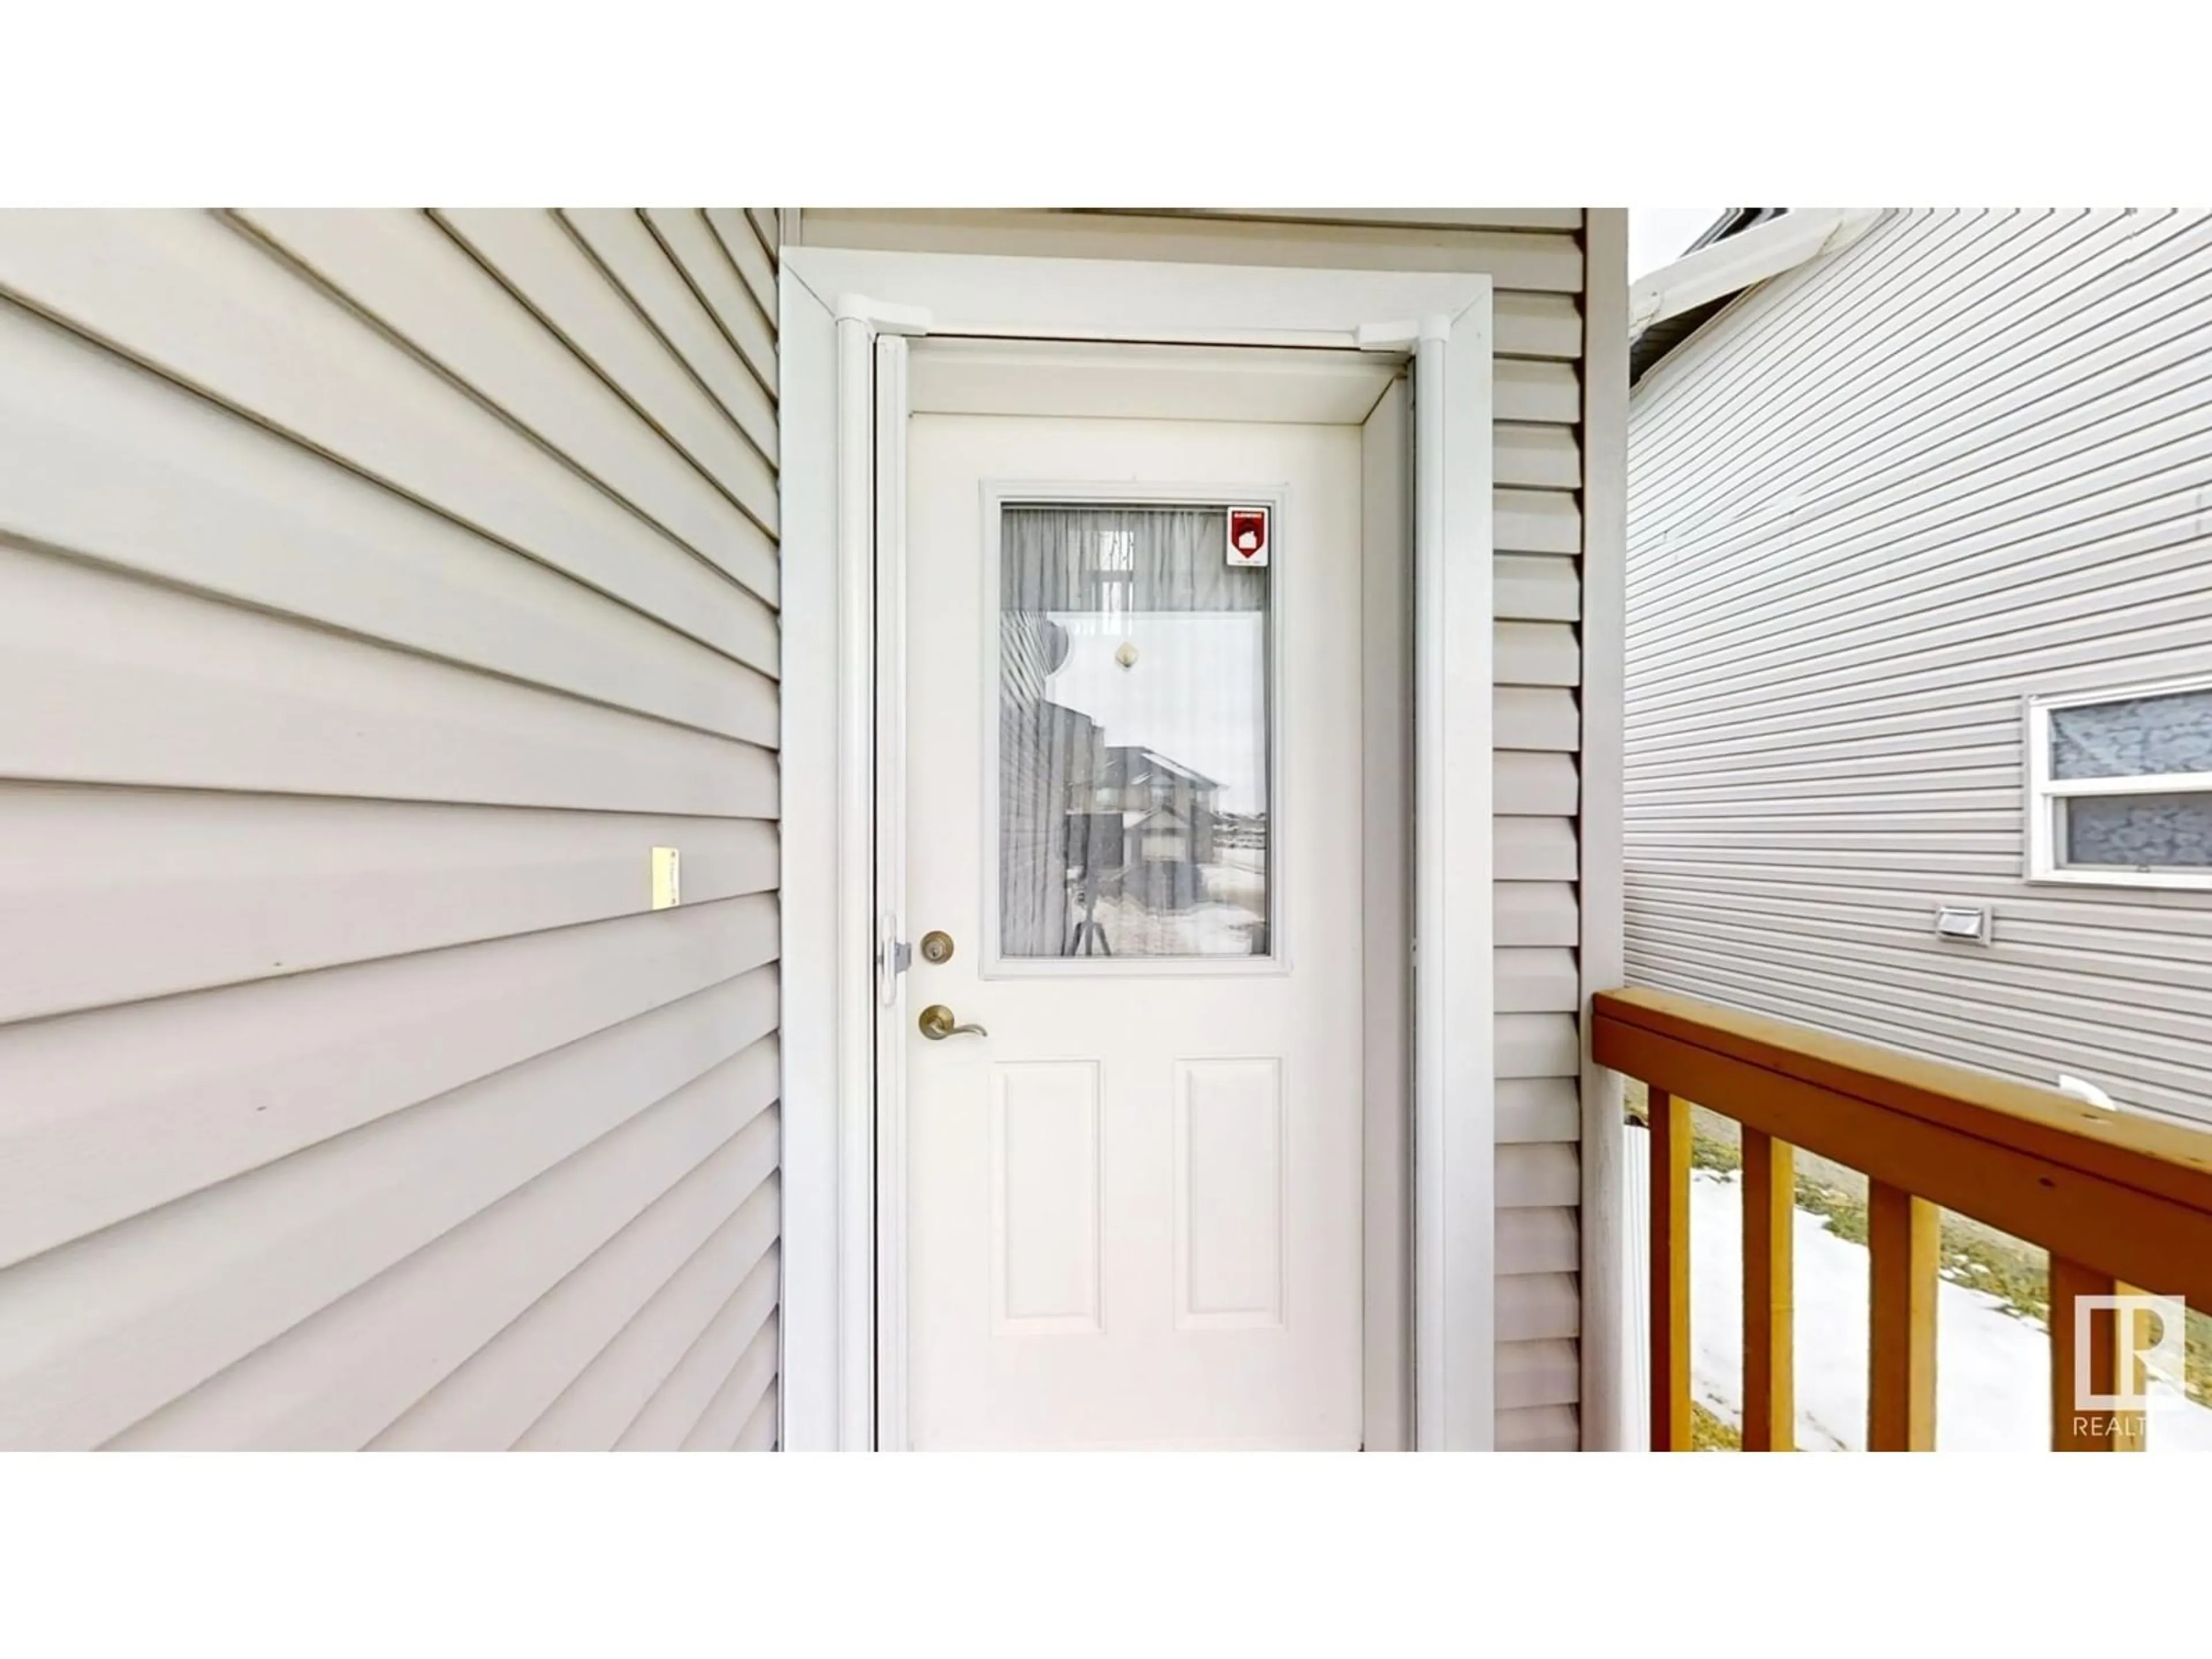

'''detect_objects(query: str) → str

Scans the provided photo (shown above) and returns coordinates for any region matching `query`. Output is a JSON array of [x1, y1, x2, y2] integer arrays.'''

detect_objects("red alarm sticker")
[[1226, 506, 1270, 567]]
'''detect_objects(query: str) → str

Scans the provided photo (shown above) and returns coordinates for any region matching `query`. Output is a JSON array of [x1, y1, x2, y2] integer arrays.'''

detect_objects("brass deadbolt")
[[919, 930, 955, 964]]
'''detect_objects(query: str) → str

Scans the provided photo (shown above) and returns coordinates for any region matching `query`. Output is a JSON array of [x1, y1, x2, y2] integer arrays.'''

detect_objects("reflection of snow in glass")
[[1047, 613, 1266, 815]]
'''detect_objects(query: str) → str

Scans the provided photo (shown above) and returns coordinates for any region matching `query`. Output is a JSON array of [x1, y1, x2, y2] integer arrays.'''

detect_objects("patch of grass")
[[1789, 1172, 1869, 1251], [1934, 1223, 2047, 1327], [1691, 1403, 1741, 1451], [1689, 1132, 1740, 1176]]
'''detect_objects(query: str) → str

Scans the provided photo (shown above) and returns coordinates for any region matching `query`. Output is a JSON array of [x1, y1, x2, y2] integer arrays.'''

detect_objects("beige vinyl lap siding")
[[797, 209, 1597, 1450], [0, 208, 785, 1450], [1627, 207, 2212, 1128]]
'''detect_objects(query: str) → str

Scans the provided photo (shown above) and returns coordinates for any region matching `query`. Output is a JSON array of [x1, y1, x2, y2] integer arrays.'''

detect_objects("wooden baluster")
[[1740, 1128, 1794, 1450], [1867, 1181, 1938, 1450], [1649, 1088, 1692, 1450], [2049, 1259, 2147, 1452]]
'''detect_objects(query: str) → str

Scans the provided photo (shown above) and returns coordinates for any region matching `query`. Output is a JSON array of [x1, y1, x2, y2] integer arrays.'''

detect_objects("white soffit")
[[1628, 207, 1881, 334]]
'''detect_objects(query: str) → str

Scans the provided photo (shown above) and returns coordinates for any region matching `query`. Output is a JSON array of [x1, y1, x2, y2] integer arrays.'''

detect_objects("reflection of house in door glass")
[[998, 505, 1270, 960]]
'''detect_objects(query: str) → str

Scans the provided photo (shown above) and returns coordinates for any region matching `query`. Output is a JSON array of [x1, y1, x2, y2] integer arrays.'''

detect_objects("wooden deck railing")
[[1593, 987, 2212, 1452]]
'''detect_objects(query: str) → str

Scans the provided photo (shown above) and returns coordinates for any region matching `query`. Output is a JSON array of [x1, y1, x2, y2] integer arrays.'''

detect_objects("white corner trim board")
[[777, 246, 1497, 1451], [1628, 208, 1881, 336], [1576, 208, 1631, 1455]]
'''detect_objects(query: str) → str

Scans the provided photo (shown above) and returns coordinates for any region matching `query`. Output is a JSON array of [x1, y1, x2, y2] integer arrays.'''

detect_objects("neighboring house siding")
[[797, 209, 1600, 1450], [1627, 208, 2212, 1127], [0, 209, 785, 1449]]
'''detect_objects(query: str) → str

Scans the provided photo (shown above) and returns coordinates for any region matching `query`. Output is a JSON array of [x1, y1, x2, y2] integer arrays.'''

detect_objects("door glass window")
[[998, 505, 1271, 960]]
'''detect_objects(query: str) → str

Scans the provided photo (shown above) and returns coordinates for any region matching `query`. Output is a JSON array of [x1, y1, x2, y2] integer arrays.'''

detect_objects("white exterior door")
[[902, 410, 1366, 1449]]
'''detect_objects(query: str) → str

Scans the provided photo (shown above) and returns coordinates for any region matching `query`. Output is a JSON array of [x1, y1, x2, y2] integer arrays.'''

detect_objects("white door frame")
[[777, 247, 1497, 1451]]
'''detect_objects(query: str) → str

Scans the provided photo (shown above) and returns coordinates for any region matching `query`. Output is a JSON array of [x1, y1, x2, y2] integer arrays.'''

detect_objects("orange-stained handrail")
[[1594, 987, 2212, 1452]]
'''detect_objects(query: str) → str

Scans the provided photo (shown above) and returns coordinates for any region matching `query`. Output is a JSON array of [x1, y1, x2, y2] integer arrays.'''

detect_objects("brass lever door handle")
[[918, 1004, 988, 1041]]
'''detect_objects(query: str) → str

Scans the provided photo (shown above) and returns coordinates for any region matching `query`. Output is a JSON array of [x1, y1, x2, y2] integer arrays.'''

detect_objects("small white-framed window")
[[2025, 675, 2212, 889]]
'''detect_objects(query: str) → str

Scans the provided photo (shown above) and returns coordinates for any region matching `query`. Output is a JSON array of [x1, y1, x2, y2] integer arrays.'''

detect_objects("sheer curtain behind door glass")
[[999, 505, 1271, 960]]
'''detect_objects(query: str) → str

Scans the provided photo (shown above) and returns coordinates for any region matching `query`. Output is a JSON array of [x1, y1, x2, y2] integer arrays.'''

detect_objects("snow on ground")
[[1690, 1169, 2212, 1452]]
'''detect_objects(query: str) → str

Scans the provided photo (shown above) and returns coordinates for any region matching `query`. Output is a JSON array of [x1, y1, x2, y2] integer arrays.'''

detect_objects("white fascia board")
[[786, 247, 1490, 351], [1628, 208, 1880, 334]]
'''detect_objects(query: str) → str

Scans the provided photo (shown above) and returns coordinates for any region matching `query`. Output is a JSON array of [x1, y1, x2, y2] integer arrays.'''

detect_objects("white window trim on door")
[[777, 248, 1498, 1451]]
